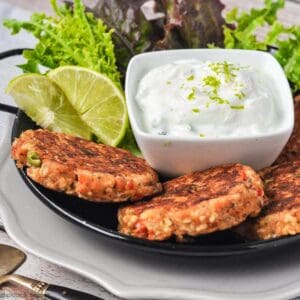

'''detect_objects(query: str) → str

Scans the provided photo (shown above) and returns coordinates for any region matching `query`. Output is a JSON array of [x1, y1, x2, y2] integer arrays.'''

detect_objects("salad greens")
[[224, 0, 300, 90], [93, 0, 300, 91], [6, 0, 298, 92], [94, 0, 164, 73], [3, 0, 300, 155], [3, 0, 121, 88], [93, 0, 225, 68], [161, 0, 225, 49], [4, 0, 141, 154]]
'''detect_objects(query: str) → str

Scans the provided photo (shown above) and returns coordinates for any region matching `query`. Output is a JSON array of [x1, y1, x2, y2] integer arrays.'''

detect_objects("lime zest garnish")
[[202, 75, 221, 91], [166, 80, 172, 85], [199, 133, 205, 138], [202, 75, 227, 107], [230, 105, 245, 110], [186, 74, 195, 81], [192, 108, 200, 113], [209, 95, 230, 105], [209, 61, 240, 83], [187, 87, 197, 100], [235, 91, 246, 100], [202, 62, 247, 109]]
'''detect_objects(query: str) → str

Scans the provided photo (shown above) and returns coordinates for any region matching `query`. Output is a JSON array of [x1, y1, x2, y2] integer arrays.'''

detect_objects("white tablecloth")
[[0, 2, 36, 227]]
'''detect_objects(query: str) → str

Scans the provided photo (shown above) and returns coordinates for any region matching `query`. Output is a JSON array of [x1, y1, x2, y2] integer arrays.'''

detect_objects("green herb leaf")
[[3, 0, 121, 87], [224, 0, 284, 50], [223, 0, 300, 90]]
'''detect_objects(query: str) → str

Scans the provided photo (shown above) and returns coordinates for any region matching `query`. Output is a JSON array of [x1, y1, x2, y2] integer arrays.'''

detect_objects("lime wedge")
[[48, 66, 128, 146], [6, 74, 92, 140]]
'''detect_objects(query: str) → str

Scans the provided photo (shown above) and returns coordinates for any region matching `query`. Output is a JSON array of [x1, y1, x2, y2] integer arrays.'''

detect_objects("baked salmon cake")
[[11, 129, 162, 202], [118, 164, 267, 241], [236, 161, 300, 240], [275, 95, 300, 164]]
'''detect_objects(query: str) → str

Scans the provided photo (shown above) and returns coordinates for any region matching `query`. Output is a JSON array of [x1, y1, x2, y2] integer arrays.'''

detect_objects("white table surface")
[[0, 1, 299, 299]]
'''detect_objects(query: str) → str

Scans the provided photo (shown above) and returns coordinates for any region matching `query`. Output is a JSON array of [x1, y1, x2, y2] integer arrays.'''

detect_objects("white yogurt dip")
[[135, 60, 280, 138]]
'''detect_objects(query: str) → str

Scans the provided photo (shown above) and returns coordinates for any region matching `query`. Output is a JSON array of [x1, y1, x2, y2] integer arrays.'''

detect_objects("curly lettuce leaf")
[[224, 0, 300, 91], [269, 23, 300, 91], [224, 0, 284, 50], [3, 0, 121, 87]]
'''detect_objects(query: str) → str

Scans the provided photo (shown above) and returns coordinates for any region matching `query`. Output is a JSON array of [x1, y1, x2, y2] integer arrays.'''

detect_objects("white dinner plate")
[[0, 117, 300, 300], [0, 4, 299, 298]]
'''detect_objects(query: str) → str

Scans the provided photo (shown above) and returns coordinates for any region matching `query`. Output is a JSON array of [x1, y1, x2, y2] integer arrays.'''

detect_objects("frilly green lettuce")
[[224, 0, 300, 91], [3, 0, 121, 88]]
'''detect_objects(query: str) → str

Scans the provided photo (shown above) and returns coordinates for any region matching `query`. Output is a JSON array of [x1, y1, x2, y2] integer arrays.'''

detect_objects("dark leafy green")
[[92, 0, 225, 56], [159, 0, 225, 49], [93, 0, 165, 71]]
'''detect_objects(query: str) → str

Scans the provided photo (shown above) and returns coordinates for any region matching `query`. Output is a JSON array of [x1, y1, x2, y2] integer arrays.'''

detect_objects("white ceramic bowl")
[[125, 49, 294, 177]]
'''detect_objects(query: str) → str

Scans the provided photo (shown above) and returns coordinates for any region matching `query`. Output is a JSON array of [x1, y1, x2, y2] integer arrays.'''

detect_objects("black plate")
[[10, 110, 300, 257], [4, 48, 300, 257]]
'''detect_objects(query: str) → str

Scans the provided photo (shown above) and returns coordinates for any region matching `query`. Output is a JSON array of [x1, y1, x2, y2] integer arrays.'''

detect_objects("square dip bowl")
[[125, 49, 294, 177]]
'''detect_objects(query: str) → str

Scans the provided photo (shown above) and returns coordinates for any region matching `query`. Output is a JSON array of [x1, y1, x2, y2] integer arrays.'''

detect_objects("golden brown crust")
[[11, 129, 162, 202], [236, 161, 300, 240], [118, 164, 267, 241]]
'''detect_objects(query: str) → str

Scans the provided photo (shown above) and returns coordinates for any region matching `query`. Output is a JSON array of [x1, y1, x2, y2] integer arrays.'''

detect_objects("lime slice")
[[6, 74, 92, 140], [48, 66, 128, 146]]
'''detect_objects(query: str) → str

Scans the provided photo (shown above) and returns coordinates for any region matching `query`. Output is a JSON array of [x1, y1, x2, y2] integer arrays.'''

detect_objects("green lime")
[[48, 66, 128, 146], [6, 74, 92, 140]]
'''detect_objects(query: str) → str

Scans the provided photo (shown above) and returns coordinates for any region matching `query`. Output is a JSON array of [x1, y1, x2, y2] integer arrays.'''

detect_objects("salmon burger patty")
[[236, 161, 300, 240], [11, 129, 162, 203], [118, 164, 267, 241]]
